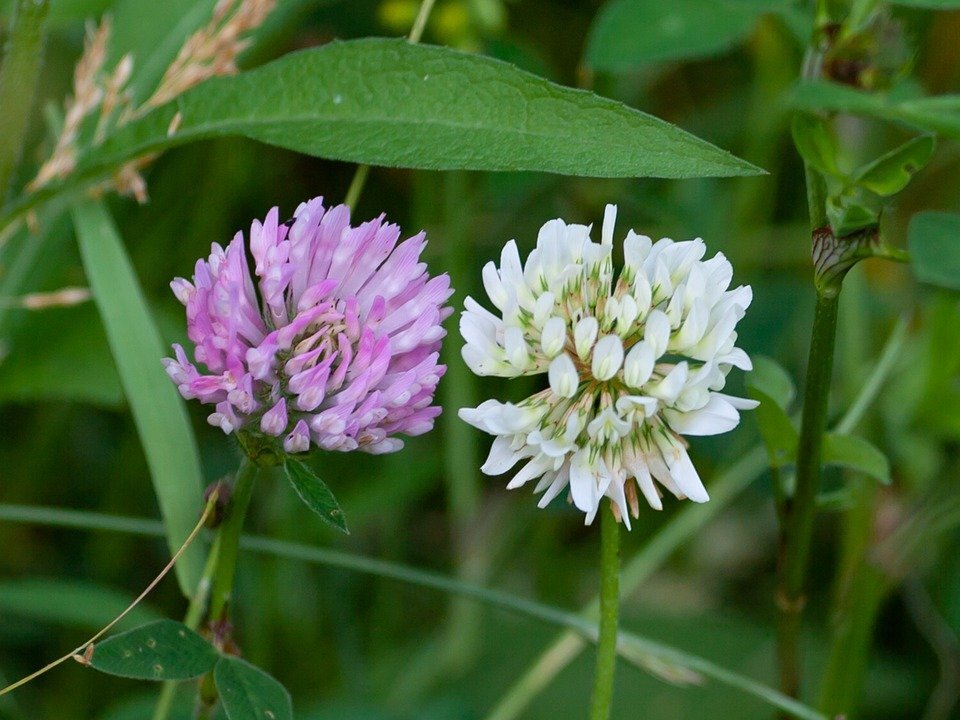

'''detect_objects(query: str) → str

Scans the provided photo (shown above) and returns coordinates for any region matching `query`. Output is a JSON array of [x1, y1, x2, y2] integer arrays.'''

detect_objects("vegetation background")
[[1, 0, 959, 718]]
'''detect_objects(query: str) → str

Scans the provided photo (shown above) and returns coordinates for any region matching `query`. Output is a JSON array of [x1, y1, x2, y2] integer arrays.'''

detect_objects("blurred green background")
[[1, 0, 960, 718]]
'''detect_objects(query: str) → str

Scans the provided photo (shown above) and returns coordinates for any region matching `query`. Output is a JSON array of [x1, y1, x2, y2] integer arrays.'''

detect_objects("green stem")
[[588, 504, 620, 720], [0, 0, 49, 201], [342, 0, 436, 211], [208, 458, 258, 628], [151, 535, 223, 720], [777, 291, 840, 701]]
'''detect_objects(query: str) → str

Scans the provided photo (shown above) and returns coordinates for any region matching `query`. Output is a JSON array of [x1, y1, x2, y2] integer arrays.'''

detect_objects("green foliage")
[[71, 200, 205, 597], [746, 356, 798, 468], [284, 457, 348, 533], [78, 38, 761, 181], [90, 620, 217, 681], [214, 655, 293, 720], [791, 114, 842, 179], [852, 136, 935, 196], [822, 433, 891, 484], [585, 0, 782, 70], [908, 211, 960, 290], [791, 81, 960, 139]]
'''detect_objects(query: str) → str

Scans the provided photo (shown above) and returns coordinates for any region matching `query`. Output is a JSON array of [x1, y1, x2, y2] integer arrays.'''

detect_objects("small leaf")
[[585, 0, 781, 69], [746, 356, 796, 409], [89, 620, 217, 680], [284, 457, 348, 533], [826, 196, 878, 237], [907, 211, 960, 290], [791, 113, 842, 178], [214, 656, 293, 720], [78, 38, 761, 180], [823, 433, 891, 484], [853, 135, 935, 196], [746, 357, 798, 469]]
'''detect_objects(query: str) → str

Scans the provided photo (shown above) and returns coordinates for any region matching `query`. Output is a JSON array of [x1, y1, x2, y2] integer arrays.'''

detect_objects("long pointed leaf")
[[71, 199, 205, 597], [78, 38, 761, 180]]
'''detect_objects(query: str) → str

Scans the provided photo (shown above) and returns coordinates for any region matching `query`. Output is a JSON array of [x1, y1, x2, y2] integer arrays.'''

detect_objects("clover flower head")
[[164, 197, 453, 455], [458, 205, 757, 528]]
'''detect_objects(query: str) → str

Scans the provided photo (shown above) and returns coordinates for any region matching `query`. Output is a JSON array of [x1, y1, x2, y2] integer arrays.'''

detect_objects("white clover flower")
[[458, 205, 758, 528]]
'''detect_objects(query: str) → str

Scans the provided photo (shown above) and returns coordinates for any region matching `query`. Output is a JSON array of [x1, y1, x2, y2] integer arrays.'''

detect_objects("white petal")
[[644, 309, 671, 358], [647, 362, 689, 404], [569, 449, 601, 515], [716, 392, 760, 410], [482, 261, 509, 310], [574, 316, 599, 361], [506, 454, 553, 489], [540, 316, 567, 358], [663, 395, 741, 436], [548, 353, 579, 398], [591, 334, 624, 381], [481, 435, 532, 475], [601, 204, 617, 246], [623, 341, 655, 388]]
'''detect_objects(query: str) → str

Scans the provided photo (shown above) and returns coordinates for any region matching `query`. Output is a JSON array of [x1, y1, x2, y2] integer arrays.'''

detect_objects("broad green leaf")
[[284, 457, 348, 533], [0, 579, 160, 630], [746, 356, 795, 409], [585, 0, 781, 69], [746, 358, 798, 468], [90, 620, 217, 680], [791, 113, 842, 178], [0, 303, 123, 406], [77, 38, 761, 179], [907, 211, 960, 290], [71, 200, 205, 597], [214, 656, 293, 720], [823, 433, 891, 484], [853, 135, 935, 195], [826, 196, 878, 237]]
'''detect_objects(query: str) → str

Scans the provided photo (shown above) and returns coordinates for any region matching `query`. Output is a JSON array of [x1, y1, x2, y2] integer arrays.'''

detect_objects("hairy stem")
[[0, 0, 49, 201], [588, 504, 620, 720]]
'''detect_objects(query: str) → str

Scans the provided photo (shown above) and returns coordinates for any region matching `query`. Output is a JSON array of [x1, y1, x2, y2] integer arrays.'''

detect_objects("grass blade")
[[70, 199, 205, 597]]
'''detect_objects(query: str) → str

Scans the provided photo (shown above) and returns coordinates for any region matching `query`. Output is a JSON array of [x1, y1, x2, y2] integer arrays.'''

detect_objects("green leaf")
[[826, 196, 878, 237], [853, 135, 935, 196], [214, 656, 293, 720], [284, 457, 348, 533], [790, 81, 960, 140], [746, 356, 795, 409], [791, 113, 843, 178], [823, 433, 891, 484], [71, 200, 205, 597], [907, 211, 960, 290], [585, 0, 782, 69], [746, 358, 798, 468], [77, 38, 761, 180], [89, 620, 217, 680]]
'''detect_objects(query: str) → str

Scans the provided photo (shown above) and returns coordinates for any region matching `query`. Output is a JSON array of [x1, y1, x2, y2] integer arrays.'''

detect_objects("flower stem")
[[151, 461, 258, 720], [776, 288, 840, 701], [0, 0, 49, 201], [588, 504, 620, 720], [342, 0, 437, 209]]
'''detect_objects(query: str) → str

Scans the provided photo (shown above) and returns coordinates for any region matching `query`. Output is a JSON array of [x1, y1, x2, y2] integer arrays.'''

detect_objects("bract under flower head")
[[458, 205, 758, 528], [164, 197, 453, 456]]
